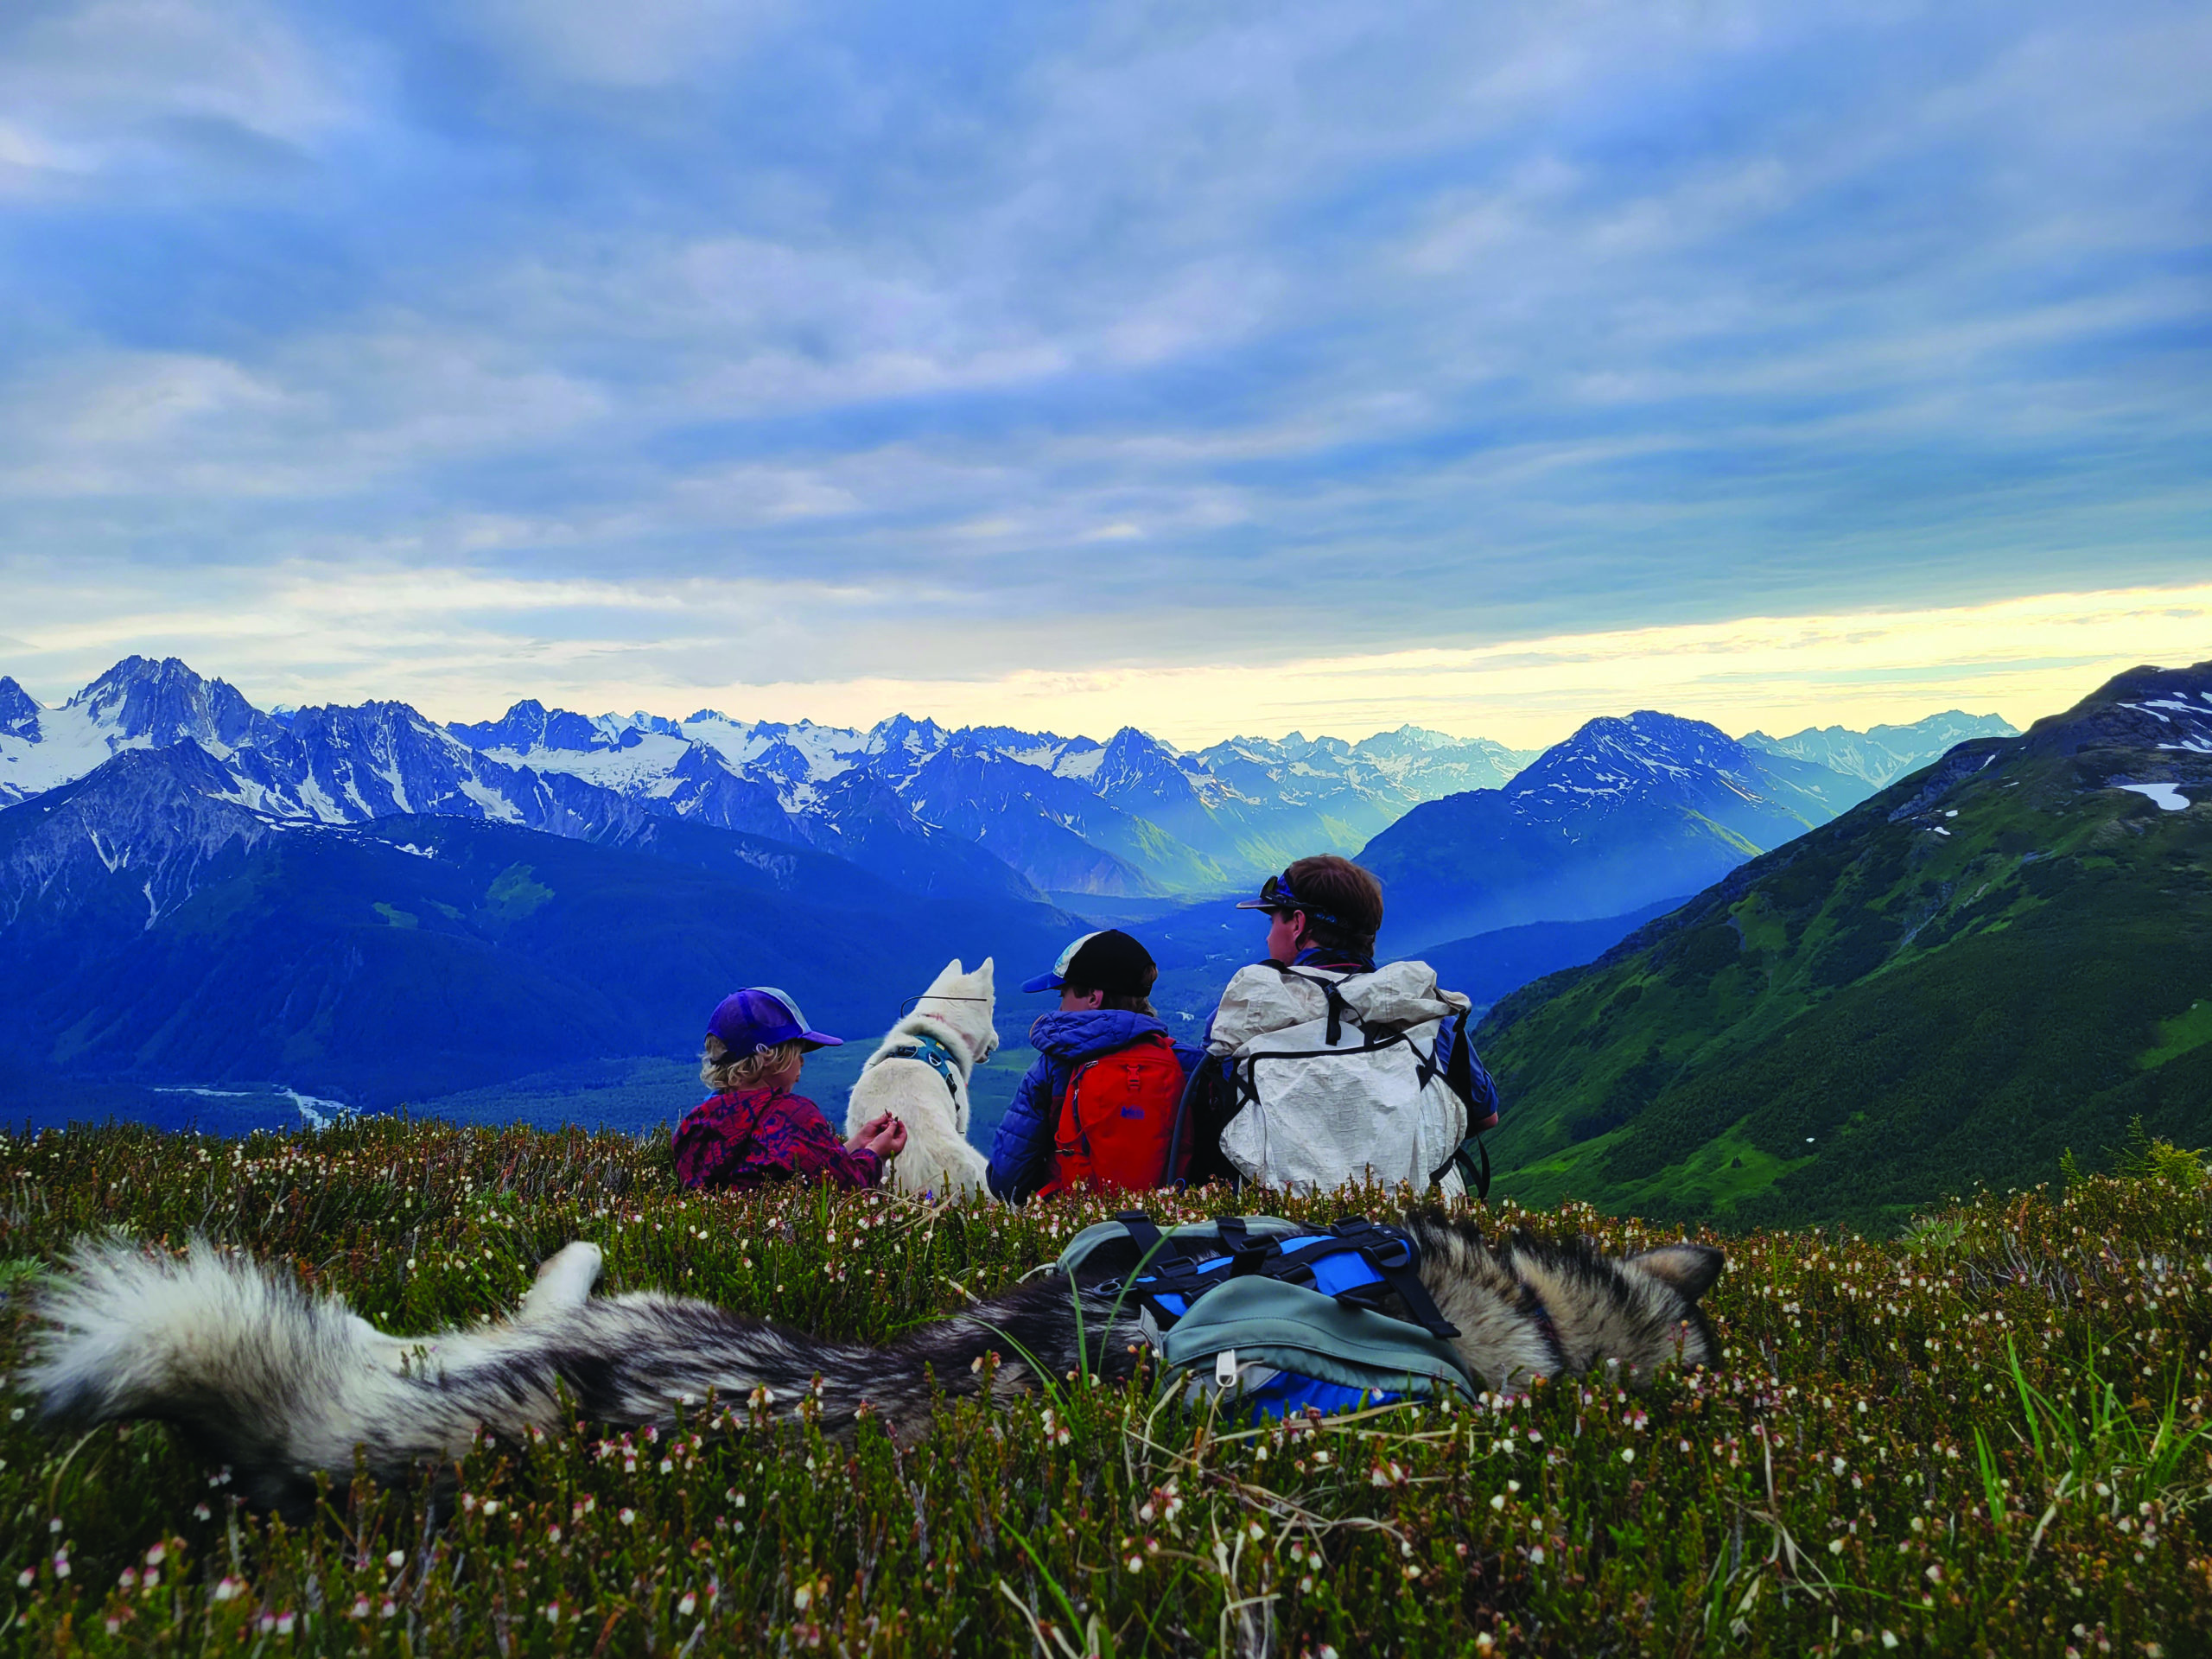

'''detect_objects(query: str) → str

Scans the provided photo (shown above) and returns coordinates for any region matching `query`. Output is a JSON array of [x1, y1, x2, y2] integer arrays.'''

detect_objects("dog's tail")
[[30, 1237, 484, 1512]]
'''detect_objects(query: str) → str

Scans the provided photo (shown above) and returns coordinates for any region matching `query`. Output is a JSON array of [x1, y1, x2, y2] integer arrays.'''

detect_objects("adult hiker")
[[674, 987, 906, 1191], [1177, 855, 1501, 1197], [987, 929, 1202, 1204]]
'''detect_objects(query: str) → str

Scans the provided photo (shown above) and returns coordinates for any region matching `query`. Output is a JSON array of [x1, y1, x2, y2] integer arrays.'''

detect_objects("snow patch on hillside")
[[2120, 783, 2191, 811]]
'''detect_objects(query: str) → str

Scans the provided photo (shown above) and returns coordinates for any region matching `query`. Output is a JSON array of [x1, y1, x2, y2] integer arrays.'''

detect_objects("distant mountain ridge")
[[1358, 710, 1886, 950], [451, 698, 1539, 897], [3, 656, 2002, 945], [1741, 711, 2018, 785], [1474, 662, 2212, 1231]]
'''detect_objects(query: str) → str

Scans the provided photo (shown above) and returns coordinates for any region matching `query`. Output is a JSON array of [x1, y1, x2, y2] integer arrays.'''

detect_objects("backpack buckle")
[[1215, 1348, 1239, 1390]]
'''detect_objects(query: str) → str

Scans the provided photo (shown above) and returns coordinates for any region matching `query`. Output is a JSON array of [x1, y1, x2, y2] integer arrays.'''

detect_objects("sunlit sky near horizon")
[[1, 0, 2206, 749]]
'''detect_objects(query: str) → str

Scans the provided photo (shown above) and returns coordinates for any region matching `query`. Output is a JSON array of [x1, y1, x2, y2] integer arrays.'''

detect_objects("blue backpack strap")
[[1103, 1211, 1221, 1330], [1322, 1217, 1461, 1341]]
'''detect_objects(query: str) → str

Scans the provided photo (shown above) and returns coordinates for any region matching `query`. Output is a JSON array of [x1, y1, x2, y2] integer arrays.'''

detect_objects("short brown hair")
[[702, 1036, 804, 1092], [1068, 987, 1157, 1017], [1282, 854, 1383, 957]]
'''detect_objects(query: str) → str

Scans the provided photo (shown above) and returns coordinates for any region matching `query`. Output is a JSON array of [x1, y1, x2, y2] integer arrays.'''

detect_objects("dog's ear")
[[974, 957, 994, 991], [1628, 1243, 1723, 1302]]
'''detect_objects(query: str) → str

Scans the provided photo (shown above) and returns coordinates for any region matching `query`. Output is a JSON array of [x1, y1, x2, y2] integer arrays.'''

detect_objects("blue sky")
[[0, 0, 2206, 745]]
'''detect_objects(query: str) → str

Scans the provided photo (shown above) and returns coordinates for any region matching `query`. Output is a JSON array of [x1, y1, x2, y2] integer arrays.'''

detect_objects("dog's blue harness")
[[873, 1029, 964, 1098]]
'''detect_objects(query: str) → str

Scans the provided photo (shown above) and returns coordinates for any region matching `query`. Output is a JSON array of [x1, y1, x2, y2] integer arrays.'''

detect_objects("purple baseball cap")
[[706, 987, 844, 1055]]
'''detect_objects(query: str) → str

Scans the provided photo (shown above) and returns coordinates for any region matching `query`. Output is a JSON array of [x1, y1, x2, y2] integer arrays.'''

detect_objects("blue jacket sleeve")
[[988, 1053, 1065, 1203], [1453, 1021, 1502, 1132]]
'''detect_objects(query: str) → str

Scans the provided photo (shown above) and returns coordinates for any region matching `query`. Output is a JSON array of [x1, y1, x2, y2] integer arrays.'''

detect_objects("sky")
[[0, 0, 2206, 748]]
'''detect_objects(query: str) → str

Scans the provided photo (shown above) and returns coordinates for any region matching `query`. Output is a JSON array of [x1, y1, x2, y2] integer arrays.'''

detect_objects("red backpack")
[[1036, 1033, 1188, 1198]]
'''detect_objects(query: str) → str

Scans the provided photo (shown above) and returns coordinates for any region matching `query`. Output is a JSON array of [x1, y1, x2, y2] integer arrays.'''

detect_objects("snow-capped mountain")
[[1360, 711, 1872, 950], [0, 659, 1040, 911], [1198, 728, 1530, 819], [441, 698, 1539, 897], [0, 657, 288, 806], [1740, 710, 2018, 787]]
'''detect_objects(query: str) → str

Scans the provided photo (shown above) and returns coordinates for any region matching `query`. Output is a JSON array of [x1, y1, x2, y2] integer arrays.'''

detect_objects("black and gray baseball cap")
[[1021, 929, 1159, 995]]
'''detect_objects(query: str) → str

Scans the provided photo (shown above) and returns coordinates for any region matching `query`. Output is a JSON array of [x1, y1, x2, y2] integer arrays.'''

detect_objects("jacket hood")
[[1028, 1008, 1171, 1061], [1207, 960, 1469, 1056]]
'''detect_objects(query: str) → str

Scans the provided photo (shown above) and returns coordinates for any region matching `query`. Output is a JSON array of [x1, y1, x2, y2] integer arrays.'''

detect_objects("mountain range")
[[1474, 661, 2212, 1231], [1357, 709, 2011, 951], [1, 658, 1539, 905], [1740, 713, 2019, 787], [0, 652, 2020, 1129]]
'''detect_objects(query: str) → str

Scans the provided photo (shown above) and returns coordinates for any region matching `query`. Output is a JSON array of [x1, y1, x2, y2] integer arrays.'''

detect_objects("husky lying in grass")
[[30, 1214, 1721, 1516], [844, 957, 999, 1198]]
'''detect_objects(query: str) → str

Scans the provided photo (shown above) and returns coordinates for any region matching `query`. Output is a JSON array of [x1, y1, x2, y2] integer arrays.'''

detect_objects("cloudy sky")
[[1, 0, 2206, 746]]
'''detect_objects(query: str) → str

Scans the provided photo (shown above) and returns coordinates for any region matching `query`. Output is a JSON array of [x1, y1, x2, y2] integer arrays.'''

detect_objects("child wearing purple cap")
[[674, 987, 907, 1191]]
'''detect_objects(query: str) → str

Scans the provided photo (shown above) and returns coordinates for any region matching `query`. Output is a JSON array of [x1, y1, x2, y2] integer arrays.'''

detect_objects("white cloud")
[[4, 564, 2207, 753]]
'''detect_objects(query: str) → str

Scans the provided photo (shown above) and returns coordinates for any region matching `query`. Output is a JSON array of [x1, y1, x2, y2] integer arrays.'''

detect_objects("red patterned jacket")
[[671, 1084, 883, 1192]]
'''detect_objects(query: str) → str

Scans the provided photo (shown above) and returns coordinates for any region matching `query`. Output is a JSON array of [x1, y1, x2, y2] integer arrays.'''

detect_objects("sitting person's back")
[[1183, 855, 1499, 1195], [988, 930, 1199, 1203], [674, 987, 906, 1191]]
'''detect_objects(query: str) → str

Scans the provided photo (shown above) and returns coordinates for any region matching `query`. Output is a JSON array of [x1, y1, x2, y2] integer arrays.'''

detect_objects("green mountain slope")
[[1477, 661, 2212, 1233]]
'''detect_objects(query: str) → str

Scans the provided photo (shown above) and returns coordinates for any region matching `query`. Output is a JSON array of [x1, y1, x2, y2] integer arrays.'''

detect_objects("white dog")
[[844, 958, 999, 1198]]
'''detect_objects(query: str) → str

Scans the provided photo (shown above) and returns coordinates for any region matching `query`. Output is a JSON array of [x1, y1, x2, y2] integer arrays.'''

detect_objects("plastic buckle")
[[1367, 1235, 1414, 1271], [1215, 1349, 1239, 1390]]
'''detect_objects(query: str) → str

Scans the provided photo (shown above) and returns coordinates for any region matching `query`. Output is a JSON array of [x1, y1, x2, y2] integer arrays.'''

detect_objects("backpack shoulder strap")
[[1280, 966, 1361, 1046]]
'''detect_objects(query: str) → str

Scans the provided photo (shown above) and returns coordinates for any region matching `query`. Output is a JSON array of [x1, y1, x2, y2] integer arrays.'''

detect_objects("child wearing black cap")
[[985, 931, 1202, 1204], [674, 987, 907, 1191]]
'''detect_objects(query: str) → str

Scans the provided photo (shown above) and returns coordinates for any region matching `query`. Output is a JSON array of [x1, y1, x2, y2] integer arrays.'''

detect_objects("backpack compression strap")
[[1104, 1211, 1462, 1343]]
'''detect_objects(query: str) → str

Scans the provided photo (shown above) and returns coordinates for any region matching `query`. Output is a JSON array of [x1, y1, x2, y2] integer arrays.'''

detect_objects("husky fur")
[[843, 957, 999, 1198], [30, 1213, 1721, 1516]]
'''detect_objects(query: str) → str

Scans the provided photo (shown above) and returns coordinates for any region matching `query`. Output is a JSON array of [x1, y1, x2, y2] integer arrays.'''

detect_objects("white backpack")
[[1206, 962, 1474, 1198]]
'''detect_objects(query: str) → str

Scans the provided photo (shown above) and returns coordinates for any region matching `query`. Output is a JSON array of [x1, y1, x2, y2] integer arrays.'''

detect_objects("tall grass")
[[2, 1116, 2209, 1655]]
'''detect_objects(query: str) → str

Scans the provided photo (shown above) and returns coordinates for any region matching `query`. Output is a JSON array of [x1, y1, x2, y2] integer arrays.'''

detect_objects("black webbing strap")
[[1109, 1211, 1219, 1328], [1116, 1211, 1165, 1261], [1281, 967, 1364, 1047], [1108, 1211, 1462, 1343], [1430, 1134, 1491, 1200], [1323, 1217, 1461, 1340]]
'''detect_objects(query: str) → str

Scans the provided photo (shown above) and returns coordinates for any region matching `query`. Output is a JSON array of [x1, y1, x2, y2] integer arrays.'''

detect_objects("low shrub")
[[1, 1116, 2208, 1655]]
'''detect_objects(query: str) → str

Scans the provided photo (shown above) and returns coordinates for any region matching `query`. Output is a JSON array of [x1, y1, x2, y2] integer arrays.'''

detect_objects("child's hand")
[[850, 1113, 906, 1158]]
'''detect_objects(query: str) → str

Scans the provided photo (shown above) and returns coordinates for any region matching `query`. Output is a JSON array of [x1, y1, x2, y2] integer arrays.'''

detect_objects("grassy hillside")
[[2, 1119, 2210, 1654], [1477, 664, 2212, 1234]]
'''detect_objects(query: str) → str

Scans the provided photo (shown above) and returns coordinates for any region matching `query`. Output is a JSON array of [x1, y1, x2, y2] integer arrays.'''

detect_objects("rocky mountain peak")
[[448, 699, 619, 755], [2019, 661, 2212, 783], [62, 655, 277, 756], [0, 677, 40, 741]]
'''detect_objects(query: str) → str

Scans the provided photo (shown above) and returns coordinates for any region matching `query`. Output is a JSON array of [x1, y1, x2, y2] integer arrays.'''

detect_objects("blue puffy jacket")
[[987, 1009, 1204, 1205]]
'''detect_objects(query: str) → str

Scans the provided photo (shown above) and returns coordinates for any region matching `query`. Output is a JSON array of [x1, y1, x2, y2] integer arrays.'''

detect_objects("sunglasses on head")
[[1258, 871, 1341, 926]]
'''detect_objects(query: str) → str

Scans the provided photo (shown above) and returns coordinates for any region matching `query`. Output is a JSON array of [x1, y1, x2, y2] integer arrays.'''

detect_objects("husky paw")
[[520, 1242, 605, 1321]]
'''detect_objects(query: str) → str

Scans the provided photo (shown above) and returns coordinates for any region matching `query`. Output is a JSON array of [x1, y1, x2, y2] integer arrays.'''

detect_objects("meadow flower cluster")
[[1, 1116, 2209, 1654]]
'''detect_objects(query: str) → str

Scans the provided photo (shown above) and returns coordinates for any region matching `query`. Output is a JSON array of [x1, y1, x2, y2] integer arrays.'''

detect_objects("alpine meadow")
[[4, 1119, 2212, 1656]]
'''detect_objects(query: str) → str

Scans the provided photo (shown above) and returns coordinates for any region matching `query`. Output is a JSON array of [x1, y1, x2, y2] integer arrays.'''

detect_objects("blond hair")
[[702, 1037, 805, 1093]]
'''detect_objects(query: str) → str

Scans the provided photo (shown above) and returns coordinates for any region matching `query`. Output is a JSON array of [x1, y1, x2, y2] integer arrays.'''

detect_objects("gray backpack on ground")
[[1052, 1211, 1477, 1419]]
